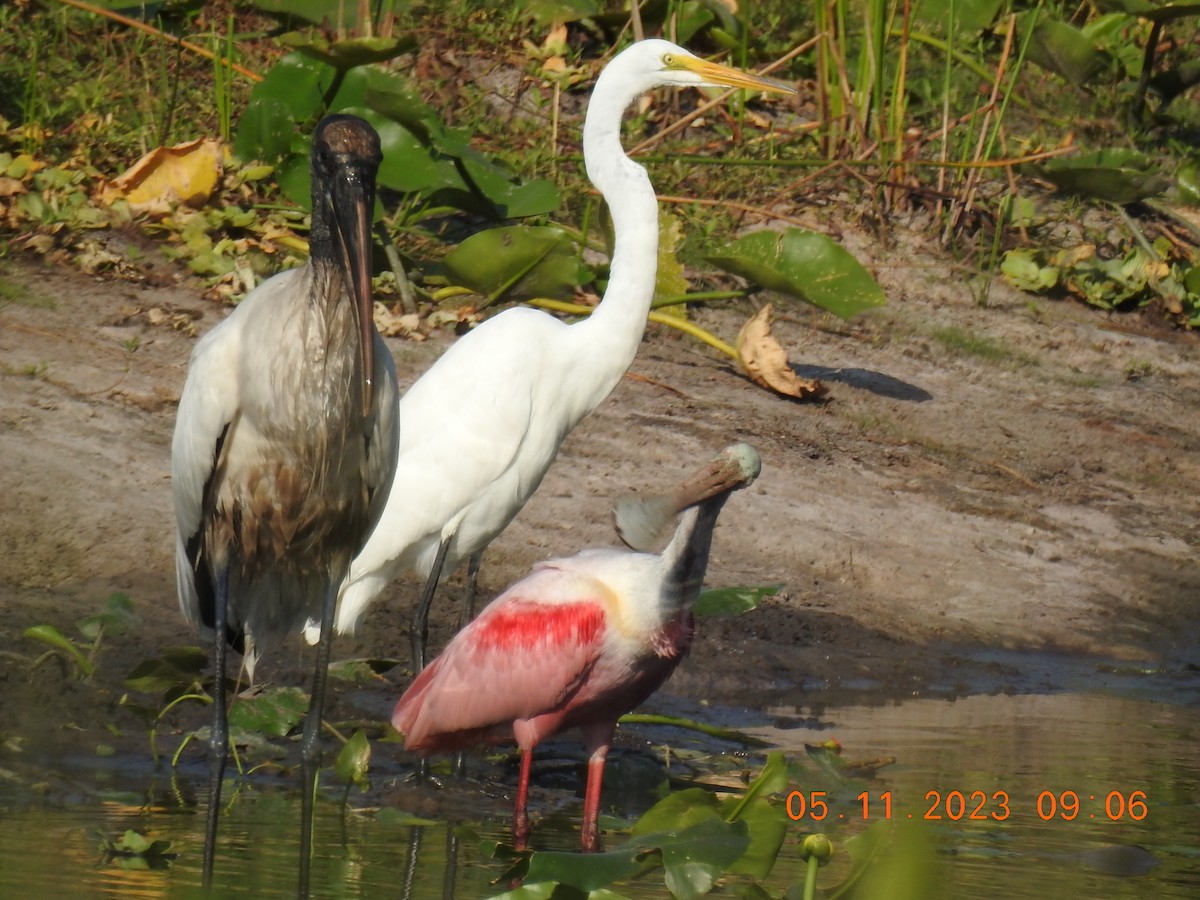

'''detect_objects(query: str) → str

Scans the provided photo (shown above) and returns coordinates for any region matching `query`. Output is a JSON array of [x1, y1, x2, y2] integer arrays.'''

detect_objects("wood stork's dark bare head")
[[310, 114, 383, 416]]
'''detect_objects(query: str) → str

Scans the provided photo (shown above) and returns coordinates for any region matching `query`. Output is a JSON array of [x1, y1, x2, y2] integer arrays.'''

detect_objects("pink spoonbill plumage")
[[331, 40, 794, 673], [171, 115, 399, 895], [392, 443, 762, 851]]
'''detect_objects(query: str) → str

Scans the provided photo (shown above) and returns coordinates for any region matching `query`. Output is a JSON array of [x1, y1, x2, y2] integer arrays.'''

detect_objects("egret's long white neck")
[[567, 58, 661, 410]]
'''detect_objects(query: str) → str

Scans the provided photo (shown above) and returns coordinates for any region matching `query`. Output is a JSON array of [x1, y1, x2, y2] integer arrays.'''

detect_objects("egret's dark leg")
[[463, 550, 483, 622], [411, 537, 451, 672], [298, 579, 339, 900], [202, 567, 230, 888], [450, 550, 484, 778], [441, 824, 460, 900]]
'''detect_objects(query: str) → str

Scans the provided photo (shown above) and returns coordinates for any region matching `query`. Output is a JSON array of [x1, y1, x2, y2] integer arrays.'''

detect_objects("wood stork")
[[334, 41, 793, 671], [393, 443, 761, 850], [171, 114, 400, 894]]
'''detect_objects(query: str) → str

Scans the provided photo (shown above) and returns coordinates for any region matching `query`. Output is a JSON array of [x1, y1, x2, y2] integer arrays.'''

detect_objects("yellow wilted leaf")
[[103, 138, 223, 215], [1050, 244, 1094, 268], [736, 304, 826, 400], [543, 23, 568, 53], [654, 210, 689, 321]]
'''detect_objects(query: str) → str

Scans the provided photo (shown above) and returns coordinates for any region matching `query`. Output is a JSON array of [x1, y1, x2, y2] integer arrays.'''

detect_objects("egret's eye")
[[662, 53, 674, 66]]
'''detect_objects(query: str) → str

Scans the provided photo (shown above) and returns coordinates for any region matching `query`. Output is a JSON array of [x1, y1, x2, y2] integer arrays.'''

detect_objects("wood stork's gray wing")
[[171, 322, 242, 629]]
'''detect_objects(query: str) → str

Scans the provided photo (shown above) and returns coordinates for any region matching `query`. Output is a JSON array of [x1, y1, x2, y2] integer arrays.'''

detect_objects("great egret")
[[393, 443, 761, 850], [336, 40, 792, 671], [171, 115, 400, 894]]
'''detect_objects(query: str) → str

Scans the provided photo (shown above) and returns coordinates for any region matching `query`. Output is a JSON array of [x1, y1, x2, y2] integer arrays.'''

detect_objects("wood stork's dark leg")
[[411, 537, 451, 672], [202, 567, 231, 887], [298, 578, 339, 900], [400, 826, 421, 900]]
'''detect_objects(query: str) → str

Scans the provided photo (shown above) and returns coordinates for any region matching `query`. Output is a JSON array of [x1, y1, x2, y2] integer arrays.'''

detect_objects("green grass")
[[931, 325, 1027, 364], [0, 274, 47, 307]]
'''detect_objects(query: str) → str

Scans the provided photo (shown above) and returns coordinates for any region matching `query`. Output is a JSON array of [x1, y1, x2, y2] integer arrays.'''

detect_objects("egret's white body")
[[394, 443, 762, 850], [335, 40, 792, 664]]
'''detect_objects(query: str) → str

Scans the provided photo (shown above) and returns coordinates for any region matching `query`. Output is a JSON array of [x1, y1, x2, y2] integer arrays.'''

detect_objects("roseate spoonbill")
[[393, 443, 761, 851], [334, 40, 793, 672], [171, 115, 400, 893]]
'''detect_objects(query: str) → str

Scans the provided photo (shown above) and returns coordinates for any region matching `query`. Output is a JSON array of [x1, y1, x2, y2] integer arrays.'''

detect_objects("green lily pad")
[[334, 730, 371, 789], [339, 106, 462, 194], [915, 0, 1004, 35], [693, 584, 782, 618], [233, 53, 334, 164], [708, 227, 886, 319], [1095, 0, 1200, 22], [243, 0, 370, 29], [124, 646, 208, 694], [227, 686, 308, 737], [1020, 15, 1109, 86], [357, 68, 443, 143], [523, 843, 654, 892], [1178, 159, 1200, 205], [632, 787, 722, 837], [1184, 264, 1200, 295], [279, 33, 417, 70], [719, 752, 789, 878], [1033, 150, 1171, 204], [456, 152, 560, 219], [655, 819, 752, 899], [327, 657, 400, 683], [443, 225, 586, 302]]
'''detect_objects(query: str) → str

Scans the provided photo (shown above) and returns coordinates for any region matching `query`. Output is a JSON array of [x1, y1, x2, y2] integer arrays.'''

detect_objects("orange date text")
[[783, 789, 1149, 822]]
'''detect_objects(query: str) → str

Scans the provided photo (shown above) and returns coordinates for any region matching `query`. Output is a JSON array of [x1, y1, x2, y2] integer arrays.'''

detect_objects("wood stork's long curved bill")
[[327, 159, 378, 417]]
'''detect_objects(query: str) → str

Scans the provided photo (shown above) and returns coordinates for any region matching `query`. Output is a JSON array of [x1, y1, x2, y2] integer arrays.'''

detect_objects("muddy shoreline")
[[2, 245, 1198, 771]]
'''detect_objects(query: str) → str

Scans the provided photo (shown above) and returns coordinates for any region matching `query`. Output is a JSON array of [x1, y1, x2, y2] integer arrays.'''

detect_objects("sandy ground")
[[1, 234, 1198, 767]]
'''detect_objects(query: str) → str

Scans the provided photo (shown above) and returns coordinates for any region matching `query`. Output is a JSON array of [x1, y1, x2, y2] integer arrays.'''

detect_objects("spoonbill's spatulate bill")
[[171, 115, 399, 895], [393, 443, 761, 851], [335, 41, 792, 675]]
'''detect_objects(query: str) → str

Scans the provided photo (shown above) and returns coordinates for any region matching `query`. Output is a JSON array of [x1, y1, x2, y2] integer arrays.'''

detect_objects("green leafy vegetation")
[[21, 592, 135, 680], [97, 828, 177, 870], [2, 0, 1197, 358]]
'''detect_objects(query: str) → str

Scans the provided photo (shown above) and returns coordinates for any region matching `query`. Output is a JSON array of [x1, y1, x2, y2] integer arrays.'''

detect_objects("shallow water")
[[756, 691, 1200, 897], [1, 688, 1197, 898]]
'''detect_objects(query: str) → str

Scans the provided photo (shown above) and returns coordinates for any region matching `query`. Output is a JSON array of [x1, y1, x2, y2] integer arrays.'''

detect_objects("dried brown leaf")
[[736, 304, 826, 400], [373, 303, 425, 340]]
